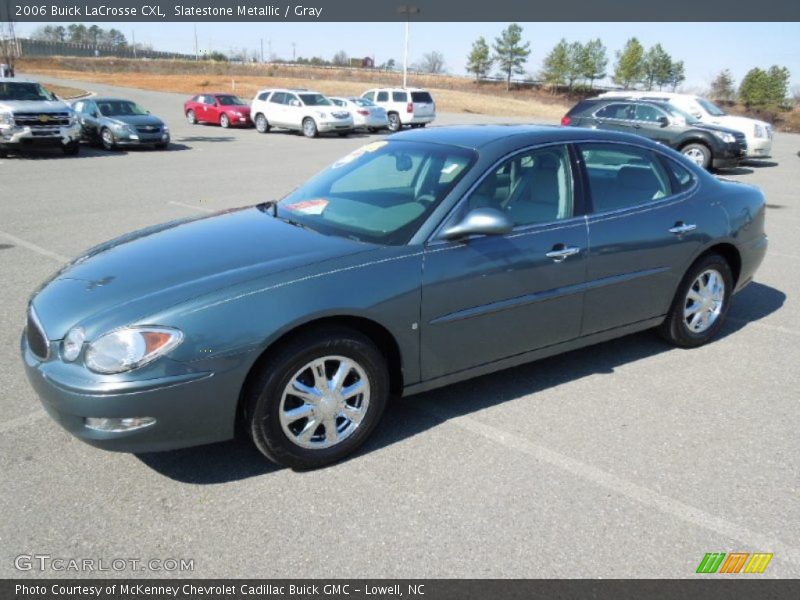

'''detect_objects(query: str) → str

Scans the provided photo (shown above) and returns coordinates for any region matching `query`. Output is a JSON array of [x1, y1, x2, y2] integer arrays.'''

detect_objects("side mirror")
[[441, 208, 514, 240], [291, 99, 301, 107], [658, 116, 669, 127], [91, 110, 99, 118]]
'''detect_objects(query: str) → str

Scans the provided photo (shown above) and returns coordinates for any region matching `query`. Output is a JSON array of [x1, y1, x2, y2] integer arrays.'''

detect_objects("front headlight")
[[714, 131, 736, 144], [754, 124, 766, 138], [111, 122, 133, 133], [62, 327, 86, 362], [0, 111, 13, 126], [85, 326, 183, 374]]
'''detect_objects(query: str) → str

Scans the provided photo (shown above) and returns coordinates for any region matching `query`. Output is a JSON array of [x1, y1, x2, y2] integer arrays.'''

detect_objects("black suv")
[[562, 98, 746, 170]]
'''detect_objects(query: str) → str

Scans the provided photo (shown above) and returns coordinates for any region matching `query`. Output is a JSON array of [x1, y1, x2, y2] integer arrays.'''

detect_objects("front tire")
[[245, 327, 389, 469], [659, 253, 733, 348], [255, 113, 270, 133], [219, 113, 230, 128], [302, 117, 318, 138], [387, 113, 401, 132], [100, 128, 116, 151], [681, 143, 711, 170], [186, 109, 197, 125], [62, 141, 80, 156]]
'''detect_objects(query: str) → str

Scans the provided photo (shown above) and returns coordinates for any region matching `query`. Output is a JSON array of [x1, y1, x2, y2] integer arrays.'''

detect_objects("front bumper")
[[21, 333, 244, 453], [744, 135, 772, 158], [110, 130, 171, 147], [406, 114, 435, 125], [317, 119, 354, 133], [0, 123, 81, 148], [712, 142, 745, 169]]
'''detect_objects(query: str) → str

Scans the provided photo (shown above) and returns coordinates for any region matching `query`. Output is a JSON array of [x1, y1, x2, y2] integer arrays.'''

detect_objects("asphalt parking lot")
[[1, 76, 798, 579]]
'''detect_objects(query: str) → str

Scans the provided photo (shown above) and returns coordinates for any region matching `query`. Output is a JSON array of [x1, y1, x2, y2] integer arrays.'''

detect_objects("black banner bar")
[[4, 580, 800, 600], [2, 0, 800, 22]]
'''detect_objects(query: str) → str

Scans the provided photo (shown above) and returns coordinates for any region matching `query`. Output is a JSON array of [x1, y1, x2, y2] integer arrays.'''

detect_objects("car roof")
[[89, 97, 137, 102], [389, 124, 667, 150], [256, 88, 322, 94]]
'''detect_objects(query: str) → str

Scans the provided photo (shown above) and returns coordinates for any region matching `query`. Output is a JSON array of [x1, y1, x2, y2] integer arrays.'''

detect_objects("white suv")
[[250, 89, 354, 137], [598, 91, 773, 158], [361, 88, 436, 132]]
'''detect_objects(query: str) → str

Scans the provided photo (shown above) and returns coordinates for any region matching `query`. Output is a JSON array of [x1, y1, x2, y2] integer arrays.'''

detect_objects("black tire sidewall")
[[247, 330, 389, 469], [662, 254, 733, 347]]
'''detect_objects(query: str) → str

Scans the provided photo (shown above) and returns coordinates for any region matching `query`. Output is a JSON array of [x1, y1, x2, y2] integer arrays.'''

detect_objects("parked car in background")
[[598, 91, 773, 159], [72, 98, 170, 150], [562, 98, 746, 170], [250, 88, 354, 137], [22, 126, 767, 469], [184, 93, 252, 128], [361, 87, 436, 132], [0, 78, 81, 157], [329, 96, 388, 132]]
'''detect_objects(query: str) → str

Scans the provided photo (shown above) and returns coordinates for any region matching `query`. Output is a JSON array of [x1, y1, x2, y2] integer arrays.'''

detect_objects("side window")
[[661, 156, 696, 193], [269, 92, 285, 104], [595, 103, 633, 120], [363, 91, 375, 101], [392, 91, 407, 102], [466, 145, 574, 227], [634, 104, 666, 122], [579, 143, 672, 213], [258, 91, 270, 101], [376, 91, 389, 102], [285, 94, 299, 106]]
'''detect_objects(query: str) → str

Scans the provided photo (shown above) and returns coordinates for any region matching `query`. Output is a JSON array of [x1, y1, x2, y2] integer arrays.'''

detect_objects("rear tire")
[[244, 327, 389, 469], [659, 253, 733, 348], [681, 143, 711, 170]]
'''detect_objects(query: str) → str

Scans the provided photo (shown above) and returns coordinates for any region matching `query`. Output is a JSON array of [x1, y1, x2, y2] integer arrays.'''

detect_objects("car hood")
[[224, 105, 250, 113], [105, 114, 164, 127], [32, 207, 371, 339], [704, 114, 769, 132], [692, 122, 742, 136], [0, 99, 71, 113]]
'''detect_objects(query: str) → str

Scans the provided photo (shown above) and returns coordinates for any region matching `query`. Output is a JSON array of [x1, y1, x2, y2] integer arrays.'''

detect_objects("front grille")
[[136, 125, 161, 134], [14, 112, 71, 128], [733, 132, 747, 152], [27, 306, 49, 360]]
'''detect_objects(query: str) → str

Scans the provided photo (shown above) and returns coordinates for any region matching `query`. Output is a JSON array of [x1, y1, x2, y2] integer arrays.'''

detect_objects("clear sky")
[[14, 21, 800, 91]]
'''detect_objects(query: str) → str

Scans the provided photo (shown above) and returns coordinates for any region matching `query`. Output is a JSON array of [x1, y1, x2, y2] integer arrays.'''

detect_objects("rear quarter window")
[[392, 91, 408, 102], [376, 91, 389, 102], [411, 91, 433, 103], [661, 156, 696, 193]]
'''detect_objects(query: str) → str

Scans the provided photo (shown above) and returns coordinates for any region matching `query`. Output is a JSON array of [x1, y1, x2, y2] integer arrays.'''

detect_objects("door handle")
[[669, 223, 697, 235], [545, 245, 580, 263]]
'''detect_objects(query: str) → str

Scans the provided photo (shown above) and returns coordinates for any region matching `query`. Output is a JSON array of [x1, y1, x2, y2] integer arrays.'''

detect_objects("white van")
[[598, 91, 772, 158]]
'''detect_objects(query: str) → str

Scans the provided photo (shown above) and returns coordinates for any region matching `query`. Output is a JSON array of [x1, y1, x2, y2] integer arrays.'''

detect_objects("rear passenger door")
[[593, 103, 636, 135], [578, 142, 704, 334]]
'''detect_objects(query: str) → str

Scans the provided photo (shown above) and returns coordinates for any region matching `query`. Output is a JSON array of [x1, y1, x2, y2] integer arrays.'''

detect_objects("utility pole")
[[397, 4, 419, 88], [194, 25, 199, 60], [131, 30, 136, 58], [292, 42, 296, 62], [260, 38, 264, 62]]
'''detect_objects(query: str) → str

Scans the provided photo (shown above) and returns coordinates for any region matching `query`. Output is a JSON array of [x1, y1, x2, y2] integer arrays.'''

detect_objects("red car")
[[183, 93, 252, 128]]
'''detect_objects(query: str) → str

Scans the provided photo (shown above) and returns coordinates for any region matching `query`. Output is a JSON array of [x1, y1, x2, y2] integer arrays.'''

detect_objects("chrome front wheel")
[[279, 356, 370, 450]]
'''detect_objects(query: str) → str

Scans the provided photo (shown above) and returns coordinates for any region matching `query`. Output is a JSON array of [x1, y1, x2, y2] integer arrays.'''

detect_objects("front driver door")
[[420, 144, 588, 380]]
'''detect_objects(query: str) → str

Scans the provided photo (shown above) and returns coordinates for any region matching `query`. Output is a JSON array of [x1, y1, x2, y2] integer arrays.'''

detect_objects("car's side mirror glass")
[[441, 208, 514, 240], [658, 116, 669, 127]]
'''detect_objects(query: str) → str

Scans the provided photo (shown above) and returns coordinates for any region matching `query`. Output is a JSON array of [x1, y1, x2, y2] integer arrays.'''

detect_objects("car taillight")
[[561, 116, 571, 126], [407, 102, 413, 113], [357, 109, 369, 116]]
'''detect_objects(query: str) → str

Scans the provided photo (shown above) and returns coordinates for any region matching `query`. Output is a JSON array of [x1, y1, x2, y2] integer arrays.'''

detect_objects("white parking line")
[[422, 403, 800, 567], [0, 409, 46, 434], [168, 200, 214, 213], [0, 230, 68, 263]]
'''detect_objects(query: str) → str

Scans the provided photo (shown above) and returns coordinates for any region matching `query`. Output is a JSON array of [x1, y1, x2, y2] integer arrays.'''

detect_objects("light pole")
[[397, 4, 419, 88]]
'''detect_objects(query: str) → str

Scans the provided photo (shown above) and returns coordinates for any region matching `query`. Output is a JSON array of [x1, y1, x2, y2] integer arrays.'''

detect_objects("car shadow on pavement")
[[135, 281, 785, 484], [174, 136, 237, 144]]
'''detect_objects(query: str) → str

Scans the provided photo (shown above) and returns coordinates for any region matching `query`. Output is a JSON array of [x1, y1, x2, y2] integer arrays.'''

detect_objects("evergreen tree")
[[493, 23, 531, 91], [466, 37, 493, 83], [613, 37, 645, 89]]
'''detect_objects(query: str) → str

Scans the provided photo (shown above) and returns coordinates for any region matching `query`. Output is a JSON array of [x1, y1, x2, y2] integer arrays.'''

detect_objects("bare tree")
[[419, 50, 445, 74], [0, 19, 19, 74]]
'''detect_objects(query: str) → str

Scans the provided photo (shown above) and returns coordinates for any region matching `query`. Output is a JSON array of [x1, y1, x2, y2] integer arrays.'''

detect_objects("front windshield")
[[217, 95, 246, 106], [275, 140, 476, 245], [97, 100, 148, 117], [299, 93, 332, 106], [0, 82, 54, 101], [697, 97, 727, 117], [663, 104, 699, 125]]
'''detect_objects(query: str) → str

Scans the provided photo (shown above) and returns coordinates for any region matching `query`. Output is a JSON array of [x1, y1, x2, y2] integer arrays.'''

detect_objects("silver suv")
[[250, 88, 354, 138], [361, 88, 436, 132], [0, 78, 81, 157]]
